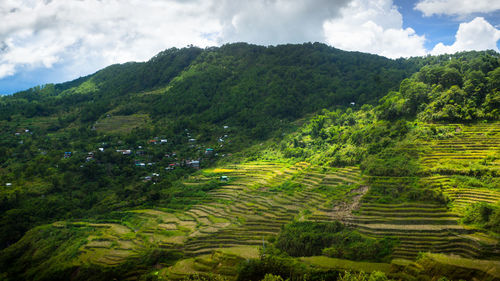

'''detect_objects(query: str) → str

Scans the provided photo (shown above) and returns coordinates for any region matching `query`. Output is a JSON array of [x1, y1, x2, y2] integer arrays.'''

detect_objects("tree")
[[440, 67, 463, 89]]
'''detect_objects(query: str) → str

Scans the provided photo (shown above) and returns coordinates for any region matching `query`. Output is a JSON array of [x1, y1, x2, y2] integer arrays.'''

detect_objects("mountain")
[[0, 43, 499, 281]]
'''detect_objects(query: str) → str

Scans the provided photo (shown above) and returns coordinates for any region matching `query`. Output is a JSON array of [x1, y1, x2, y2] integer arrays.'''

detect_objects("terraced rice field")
[[54, 122, 500, 277], [66, 161, 364, 279], [351, 122, 500, 260], [175, 163, 364, 278], [421, 123, 500, 216]]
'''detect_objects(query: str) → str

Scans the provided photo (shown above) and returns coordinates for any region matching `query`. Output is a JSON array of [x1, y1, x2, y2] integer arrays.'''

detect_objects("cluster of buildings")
[[56, 124, 234, 183]]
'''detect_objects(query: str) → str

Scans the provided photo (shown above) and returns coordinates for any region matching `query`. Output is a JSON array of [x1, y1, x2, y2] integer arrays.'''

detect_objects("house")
[[5, 183, 12, 187], [205, 148, 214, 156], [64, 152, 72, 158], [149, 139, 157, 144], [350, 102, 355, 106], [98, 148, 104, 152], [144, 176, 152, 181], [165, 163, 177, 170], [188, 138, 196, 143], [86, 152, 94, 161], [187, 160, 200, 169], [220, 176, 229, 182], [116, 149, 132, 155], [160, 139, 168, 144], [223, 125, 229, 129]]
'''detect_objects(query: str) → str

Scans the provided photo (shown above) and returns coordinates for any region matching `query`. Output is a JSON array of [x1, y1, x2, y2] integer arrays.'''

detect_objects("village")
[[2, 113, 236, 190], [58, 125, 232, 184]]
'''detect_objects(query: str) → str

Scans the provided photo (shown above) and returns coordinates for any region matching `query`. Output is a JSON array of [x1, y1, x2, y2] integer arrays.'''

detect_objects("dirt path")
[[328, 185, 369, 222]]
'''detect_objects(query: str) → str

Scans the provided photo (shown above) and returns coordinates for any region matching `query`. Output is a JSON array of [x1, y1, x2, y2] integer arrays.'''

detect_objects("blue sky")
[[394, 0, 500, 50], [1, 0, 499, 95], [395, 0, 457, 48]]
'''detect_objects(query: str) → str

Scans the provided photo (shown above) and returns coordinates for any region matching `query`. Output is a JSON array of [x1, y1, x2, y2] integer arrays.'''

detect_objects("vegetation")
[[462, 202, 500, 234], [275, 221, 396, 262], [0, 44, 499, 280], [337, 271, 389, 281], [0, 43, 419, 251]]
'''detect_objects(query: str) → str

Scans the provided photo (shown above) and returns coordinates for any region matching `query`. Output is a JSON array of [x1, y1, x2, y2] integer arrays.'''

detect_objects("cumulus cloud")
[[213, 0, 350, 45], [9, 0, 227, 78], [323, 0, 427, 58], [431, 17, 500, 54], [0, 0, 221, 80], [415, 0, 500, 17], [0, 0, 352, 81]]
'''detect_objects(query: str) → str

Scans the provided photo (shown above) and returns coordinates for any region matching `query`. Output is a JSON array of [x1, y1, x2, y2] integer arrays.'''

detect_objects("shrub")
[[338, 271, 389, 281], [275, 222, 396, 262]]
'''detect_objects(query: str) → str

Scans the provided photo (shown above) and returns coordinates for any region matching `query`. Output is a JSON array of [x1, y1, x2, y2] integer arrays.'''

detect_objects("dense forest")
[[0, 43, 499, 281]]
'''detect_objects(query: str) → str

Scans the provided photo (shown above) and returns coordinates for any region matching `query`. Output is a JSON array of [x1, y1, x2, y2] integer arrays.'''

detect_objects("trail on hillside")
[[329, 185, 369, 223]]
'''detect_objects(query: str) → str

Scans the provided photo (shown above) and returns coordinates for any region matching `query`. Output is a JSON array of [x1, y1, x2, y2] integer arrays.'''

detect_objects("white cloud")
[[0, 63, 15, 78], [214, 0, 350, 45], [323, 0, 427, 58], [431, 17, 500, 54], [0, 0, 351, 81], [2, 0, 498, 86], [415, 0, 500, 17], [0, 0, 221, 80]]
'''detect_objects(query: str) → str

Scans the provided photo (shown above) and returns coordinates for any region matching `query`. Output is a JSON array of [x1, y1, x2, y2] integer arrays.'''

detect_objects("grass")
[[299, 256, 391, 273], [94, 114, 150, 134], [424, 253, 500, 278], [163, 248, 252, 280], [210, 168, 236, 173], [217, 246, 260, 259]]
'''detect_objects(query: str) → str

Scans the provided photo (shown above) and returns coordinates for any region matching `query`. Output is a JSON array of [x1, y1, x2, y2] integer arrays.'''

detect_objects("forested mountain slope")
[[0, 43, 416, 250], [0, 43, 417, 138], [0, 44, 499, 281]]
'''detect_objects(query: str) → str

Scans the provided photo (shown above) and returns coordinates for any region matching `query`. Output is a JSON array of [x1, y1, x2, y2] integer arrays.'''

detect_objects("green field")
[[94, 114, 150, 134]]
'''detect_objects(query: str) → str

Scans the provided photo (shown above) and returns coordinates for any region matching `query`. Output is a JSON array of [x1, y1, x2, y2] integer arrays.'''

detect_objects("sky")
[[1, 0, 499, 95]]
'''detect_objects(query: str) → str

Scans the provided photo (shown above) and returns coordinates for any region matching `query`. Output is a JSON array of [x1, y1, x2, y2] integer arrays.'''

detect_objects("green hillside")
[[0, 44, 499, 281]]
